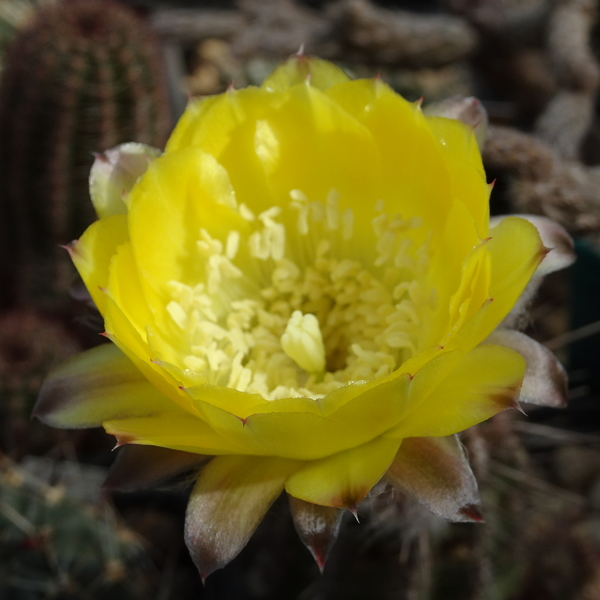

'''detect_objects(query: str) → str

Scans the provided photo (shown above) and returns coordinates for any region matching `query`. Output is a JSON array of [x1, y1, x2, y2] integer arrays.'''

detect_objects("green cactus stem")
[[0, 0, 170, 309]]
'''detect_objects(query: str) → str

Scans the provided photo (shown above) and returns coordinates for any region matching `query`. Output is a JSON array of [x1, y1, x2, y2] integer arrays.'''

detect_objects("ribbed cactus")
[[0, 0, 170, 308], [0, 455, 152, 599]]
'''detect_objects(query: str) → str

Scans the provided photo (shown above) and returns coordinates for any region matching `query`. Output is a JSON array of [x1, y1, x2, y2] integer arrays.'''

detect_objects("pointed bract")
[[288, 496, 343, 571], [105, 445, 208, 492], [89, 142, 162, 219], [424, 95, 488, 148], [385, 436, 482, 522], [185, 455, 301, 580], [33, 344, 173, 428], [484, 329, 568, 407]]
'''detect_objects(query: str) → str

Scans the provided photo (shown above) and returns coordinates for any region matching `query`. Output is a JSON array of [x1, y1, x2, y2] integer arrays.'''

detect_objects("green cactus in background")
[[0, 0, 49, 66], [0, 0, 170, 309], [0, 454, 153, 599]]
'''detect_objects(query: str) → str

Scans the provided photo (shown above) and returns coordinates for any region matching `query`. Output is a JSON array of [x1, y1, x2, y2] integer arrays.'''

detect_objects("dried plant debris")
[[535, 0, 600, 160], [155, 0, 479, 68], [442, 0, 551, 40], [484, 125, 600, 235], [326, 0, 478, 67], [233, 0, 329, 58]]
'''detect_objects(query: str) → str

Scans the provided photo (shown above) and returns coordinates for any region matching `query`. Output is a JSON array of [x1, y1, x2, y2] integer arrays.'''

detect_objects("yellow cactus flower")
[[35, 56, 574, 579]]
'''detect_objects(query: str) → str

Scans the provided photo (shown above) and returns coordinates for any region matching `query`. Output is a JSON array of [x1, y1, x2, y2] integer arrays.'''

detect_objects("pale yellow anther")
[[281, 310, 326, 374]]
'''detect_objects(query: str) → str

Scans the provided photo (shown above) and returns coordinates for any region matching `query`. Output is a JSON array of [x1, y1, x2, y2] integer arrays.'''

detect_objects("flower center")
[[165, 190, 435, 400]]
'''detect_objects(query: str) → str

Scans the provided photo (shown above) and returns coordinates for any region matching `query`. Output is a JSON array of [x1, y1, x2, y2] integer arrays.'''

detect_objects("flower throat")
[[165, 189, 436, 400]]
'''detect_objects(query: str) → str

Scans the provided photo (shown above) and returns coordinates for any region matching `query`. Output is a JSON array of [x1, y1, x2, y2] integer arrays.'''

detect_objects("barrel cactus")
[[0, 0, 170, 309]]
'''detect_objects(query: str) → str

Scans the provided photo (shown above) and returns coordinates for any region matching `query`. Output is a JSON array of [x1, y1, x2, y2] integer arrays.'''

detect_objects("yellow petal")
[[427, 215, 544, 357], [102, 295, 196, 412], [103, 412, 249, 455], [326, 78, 452, 243], [106, 241, 152, 336], [420, 201, 482, 351], [441, 240, 491, 345], [387, 344, 526, 438], [165, 88, 279, 214], [164, 94, 222, 153], [425, 115, 489, 238], [106, 241, 189, 371], [71, 214, 128, 315], [127, 148, 249, 301], [222, 84, 384, 255], [243, 373, 411, 460], [511, 214, 575, 276], [460, 215, 546, 349], [261, 54, 351, 92], [185, 454, 301, 579], [285, 436, 401, 508]]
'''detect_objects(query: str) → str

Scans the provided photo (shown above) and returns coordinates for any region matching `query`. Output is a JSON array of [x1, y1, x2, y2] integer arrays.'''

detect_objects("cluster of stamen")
[[165, 190, 435, 400]]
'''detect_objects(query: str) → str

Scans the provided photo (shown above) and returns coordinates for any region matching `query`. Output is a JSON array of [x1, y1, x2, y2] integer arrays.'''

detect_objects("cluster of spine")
[[0, 455, 150, 599], [0, 0, 170, 308]]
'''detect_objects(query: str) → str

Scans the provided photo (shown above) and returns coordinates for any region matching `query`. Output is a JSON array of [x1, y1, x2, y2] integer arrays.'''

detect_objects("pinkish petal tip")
[[92, 151, 108, 162], [296, 43, 305, 57], [58, 243, 75, 257]]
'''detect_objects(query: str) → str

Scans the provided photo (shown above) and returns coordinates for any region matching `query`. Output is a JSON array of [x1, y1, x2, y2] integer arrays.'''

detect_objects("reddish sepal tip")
[[113, 434, 136, 450], [458, 504, 484, 522], [92, 151, 108, 163], [315, 552, 328, 573], [511, 401, 527, 416], [347, 506, 360, 522]]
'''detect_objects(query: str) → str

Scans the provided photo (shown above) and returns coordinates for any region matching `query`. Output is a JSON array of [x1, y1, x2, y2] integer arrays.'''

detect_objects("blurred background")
[[1, 0, 600, 598]]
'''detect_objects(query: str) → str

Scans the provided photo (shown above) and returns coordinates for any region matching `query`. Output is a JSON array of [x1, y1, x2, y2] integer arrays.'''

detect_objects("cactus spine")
[[0, 0, 170, 308]]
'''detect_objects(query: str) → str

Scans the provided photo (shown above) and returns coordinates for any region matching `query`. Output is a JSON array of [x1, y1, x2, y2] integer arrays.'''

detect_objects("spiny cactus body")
[[0, 0, 170, 308], [0, 455, 152, 599]]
